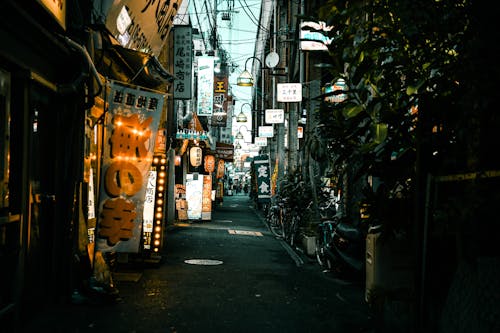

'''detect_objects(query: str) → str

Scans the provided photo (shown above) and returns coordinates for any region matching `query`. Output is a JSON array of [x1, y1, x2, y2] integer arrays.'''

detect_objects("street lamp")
[[237, 56, 265, 142], [235, 125, 252, 142], [236, 103, 251, 123], [236, 69, 254, 86]]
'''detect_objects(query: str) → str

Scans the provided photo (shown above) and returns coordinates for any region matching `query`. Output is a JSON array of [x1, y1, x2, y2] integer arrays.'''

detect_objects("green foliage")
[[313, 0, 477, 225]]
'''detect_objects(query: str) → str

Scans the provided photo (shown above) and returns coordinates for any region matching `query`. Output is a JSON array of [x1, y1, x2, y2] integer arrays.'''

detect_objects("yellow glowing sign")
[[37, 0, 66, 29]]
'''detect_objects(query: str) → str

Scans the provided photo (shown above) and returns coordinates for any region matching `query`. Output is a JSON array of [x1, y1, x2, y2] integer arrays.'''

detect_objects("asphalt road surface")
[[21, 194, 374, 333]]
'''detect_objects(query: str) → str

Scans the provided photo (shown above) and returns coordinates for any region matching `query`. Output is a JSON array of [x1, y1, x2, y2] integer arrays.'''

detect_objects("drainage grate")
[[184, 259, 224, 266]]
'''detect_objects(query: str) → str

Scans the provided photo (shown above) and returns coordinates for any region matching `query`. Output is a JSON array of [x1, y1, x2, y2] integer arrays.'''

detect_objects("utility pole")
[[287, 0, 304, 176], [276, 1, 286, 183]]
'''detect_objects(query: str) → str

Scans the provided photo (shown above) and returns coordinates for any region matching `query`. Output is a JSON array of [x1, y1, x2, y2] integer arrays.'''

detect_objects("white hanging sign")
[[277, 83, 302, 102], [258, 126, 274, 138], [255, 137, 268, 146], [265, 109, 284, 124]]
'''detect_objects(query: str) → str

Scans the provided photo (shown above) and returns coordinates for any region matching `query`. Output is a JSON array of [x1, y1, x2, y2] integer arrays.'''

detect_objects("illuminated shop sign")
[[202, 175, 212, 220], [143, 157, 168, 253], [36, 0, 66, 29], [96, 81, 164, 253]]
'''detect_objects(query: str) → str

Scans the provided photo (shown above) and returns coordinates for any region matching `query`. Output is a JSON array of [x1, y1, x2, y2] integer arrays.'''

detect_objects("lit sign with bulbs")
[[96, 81, 164, 253]]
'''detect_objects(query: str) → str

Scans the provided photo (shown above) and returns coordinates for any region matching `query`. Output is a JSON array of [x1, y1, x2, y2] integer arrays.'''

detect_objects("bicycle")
[[266, 197, 287, 238], [284, 199, 314, 248], [266, 178, 313, 246], [315, 217, 338, 271]]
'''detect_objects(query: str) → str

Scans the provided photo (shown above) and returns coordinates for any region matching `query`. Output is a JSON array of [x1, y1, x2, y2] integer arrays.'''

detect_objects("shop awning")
[[215, 142, 234, 162], [94, 29, 175, 89]]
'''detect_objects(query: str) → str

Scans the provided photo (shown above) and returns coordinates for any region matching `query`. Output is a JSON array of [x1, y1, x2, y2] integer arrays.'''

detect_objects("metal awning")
[[94, 29, 175, 89]]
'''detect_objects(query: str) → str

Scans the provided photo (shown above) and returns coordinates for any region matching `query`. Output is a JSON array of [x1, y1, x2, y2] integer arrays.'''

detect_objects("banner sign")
[[253, 156, 271, 202], [96, 81, 164, 253], [197, 56, 214, 116], [212, 75, 229, 126], [173, 26, 193, 99]]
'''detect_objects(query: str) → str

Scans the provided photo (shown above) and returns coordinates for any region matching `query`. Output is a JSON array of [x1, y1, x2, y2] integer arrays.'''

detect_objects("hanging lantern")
[[179, 139, 189, 155], [204, 155, 216, 173], [174, 155, 182, 166], [216, 159, 225, 179], [189, 146, 203, 167]]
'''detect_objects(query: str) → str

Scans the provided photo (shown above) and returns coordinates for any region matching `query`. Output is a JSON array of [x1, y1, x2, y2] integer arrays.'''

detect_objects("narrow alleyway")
[[21, 195, 374, 333]]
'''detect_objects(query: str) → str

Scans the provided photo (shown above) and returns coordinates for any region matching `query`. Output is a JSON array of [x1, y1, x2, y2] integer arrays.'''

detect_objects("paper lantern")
[[189, 146, 202, 167], [216, 159, 225, 179], [204, 155, 215, 173]]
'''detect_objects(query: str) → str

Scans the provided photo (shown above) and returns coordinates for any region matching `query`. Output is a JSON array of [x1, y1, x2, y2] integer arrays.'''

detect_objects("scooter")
[[330, 219, 366, 273], [316, 215, 369, 279]]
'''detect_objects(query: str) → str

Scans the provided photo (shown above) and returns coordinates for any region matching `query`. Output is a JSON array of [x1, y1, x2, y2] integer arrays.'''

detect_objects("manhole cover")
[[184, 259, 224, 266]]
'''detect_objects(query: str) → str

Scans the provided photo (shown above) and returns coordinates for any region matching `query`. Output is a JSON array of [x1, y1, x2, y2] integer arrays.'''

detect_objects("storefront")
[[0, 1, 98, 328], [0, 0, 180, 329]]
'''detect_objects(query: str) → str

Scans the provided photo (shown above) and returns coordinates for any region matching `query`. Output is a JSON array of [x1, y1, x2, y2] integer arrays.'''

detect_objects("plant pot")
[[302, 235, 316, 256]]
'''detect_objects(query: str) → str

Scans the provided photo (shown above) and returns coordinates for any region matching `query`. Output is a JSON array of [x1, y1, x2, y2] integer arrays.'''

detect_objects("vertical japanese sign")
[[186, 173, 203, 220], [212, 75, 228, 126], [253, 156, 271, 202], [96, 81, 164, 253], [197, 56, 214, 116], [173, 26, 193, 99], [142, 170, 157, 250], [202, 175, 212, 220]]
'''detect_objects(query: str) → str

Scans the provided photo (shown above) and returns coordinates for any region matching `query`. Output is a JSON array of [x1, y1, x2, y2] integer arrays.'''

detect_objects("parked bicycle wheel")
[[315, 222, 335, 270], [315, 226, 327, 267], [267, 206, 284, 238], [287, 213, 300, 247]]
